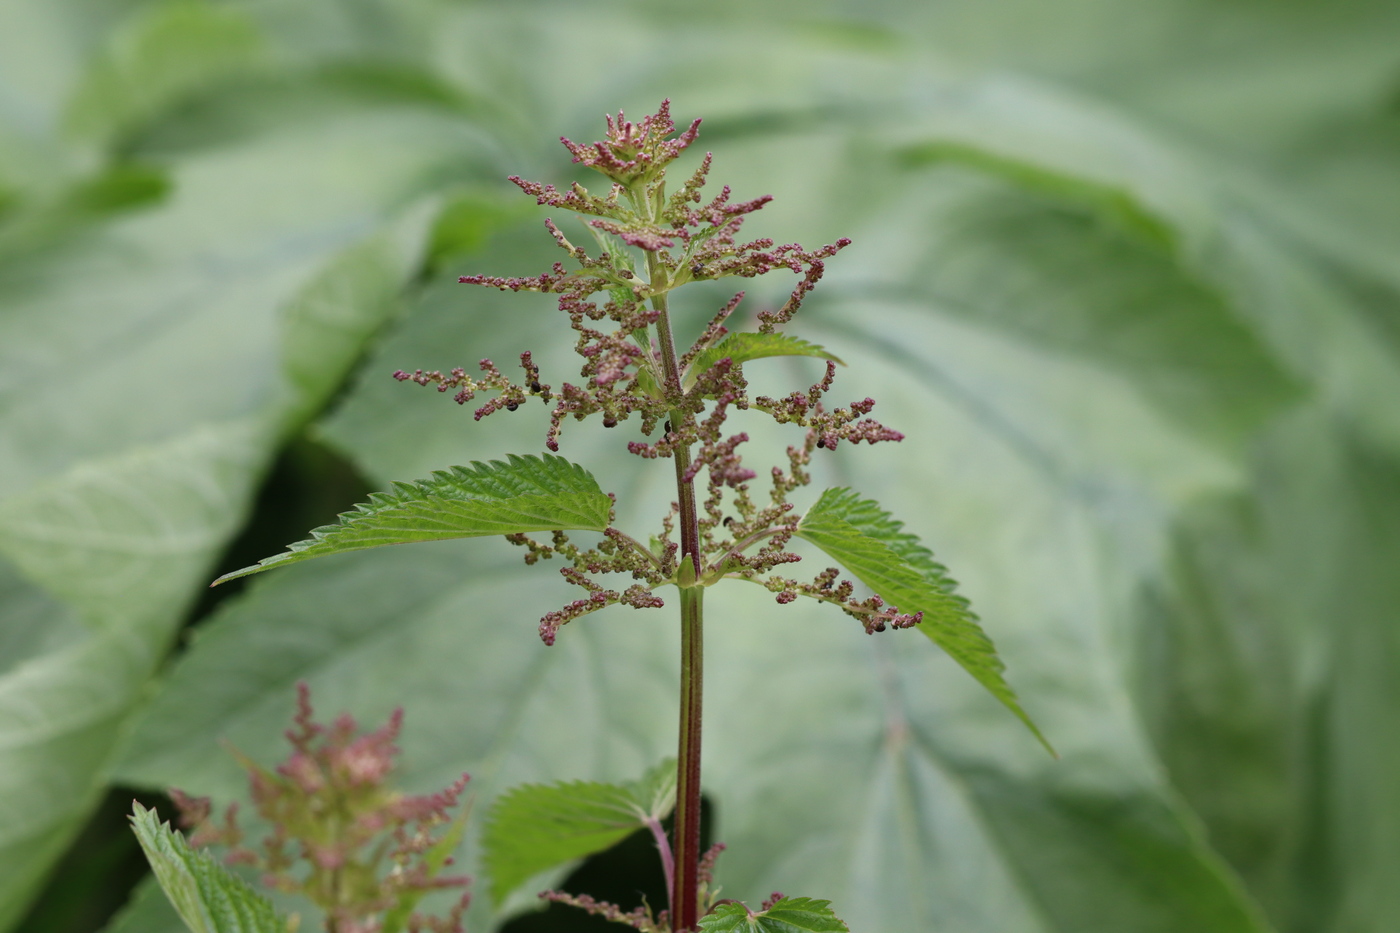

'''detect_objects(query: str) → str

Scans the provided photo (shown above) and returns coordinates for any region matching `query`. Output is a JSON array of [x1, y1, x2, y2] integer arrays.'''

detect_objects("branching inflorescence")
[[399, 101, 913, 647]]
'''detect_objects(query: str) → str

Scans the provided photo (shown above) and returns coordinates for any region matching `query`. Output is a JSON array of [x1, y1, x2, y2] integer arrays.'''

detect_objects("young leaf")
[[796, 488, 1052, 753], [483, 758, 677, 905], [685, 333, 842, 388], [586, 225, 639, 276], [697, 896, 850, 932], [129, 803, 287, 933], [213, 454, 611, 584]]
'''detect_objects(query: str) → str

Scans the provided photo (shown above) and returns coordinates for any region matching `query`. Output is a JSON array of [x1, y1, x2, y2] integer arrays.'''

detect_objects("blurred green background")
[[2, 1, 1399, 931]]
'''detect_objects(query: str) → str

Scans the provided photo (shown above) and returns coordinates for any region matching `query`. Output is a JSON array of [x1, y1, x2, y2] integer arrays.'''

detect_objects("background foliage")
[[2, 1, 1399, 931]]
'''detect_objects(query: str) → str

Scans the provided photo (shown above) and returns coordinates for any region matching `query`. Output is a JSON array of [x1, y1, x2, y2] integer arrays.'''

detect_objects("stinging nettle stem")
[[648, 240, 707, 931], [673, 584, 704, 931]]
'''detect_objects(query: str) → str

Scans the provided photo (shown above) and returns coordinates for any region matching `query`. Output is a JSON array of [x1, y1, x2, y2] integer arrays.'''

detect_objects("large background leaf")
[[0, 1, 494, 924], [1, 2, 1398, 932]]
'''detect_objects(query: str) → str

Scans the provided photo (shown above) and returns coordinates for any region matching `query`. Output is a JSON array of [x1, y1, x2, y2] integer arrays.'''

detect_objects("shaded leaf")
[[864, 162, 1303, 456], [895, 140, 1178, 251], [0, 68, 473, 923], [426, 192, 531, 270], [213, 454, 612, 585], [101, 874, 186, 933], [483, 759, 676, 905], [129, 803, 286, 933], [697, 897, 849, 933], [796, 487, 1049, 753], [65, 1, 267, 149], [0, 428, 263, 932]]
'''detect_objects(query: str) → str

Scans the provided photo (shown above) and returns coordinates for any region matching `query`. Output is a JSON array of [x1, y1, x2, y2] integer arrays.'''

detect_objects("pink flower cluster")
[[172, 684, 471, 933]]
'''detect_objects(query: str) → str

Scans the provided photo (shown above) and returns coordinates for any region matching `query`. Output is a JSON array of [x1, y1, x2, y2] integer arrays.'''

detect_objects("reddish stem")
[[648, 260, 706, 931]]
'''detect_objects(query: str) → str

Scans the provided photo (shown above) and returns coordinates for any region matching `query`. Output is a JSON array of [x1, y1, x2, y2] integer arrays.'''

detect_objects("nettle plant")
[[132, 101, 1047, 933]]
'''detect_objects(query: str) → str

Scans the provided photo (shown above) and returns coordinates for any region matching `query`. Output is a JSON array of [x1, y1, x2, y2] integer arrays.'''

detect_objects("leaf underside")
[[483, 758, 677, 905], [213, 454, 611, 585], [796, 487, 1052, 753], [697, 896, 850, 932], [129, 804, 285, 933]]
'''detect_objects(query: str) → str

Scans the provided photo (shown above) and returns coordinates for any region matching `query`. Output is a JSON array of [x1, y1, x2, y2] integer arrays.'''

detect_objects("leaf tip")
[[211, 563, 264, 586], [1011, 706, 1056, 758]]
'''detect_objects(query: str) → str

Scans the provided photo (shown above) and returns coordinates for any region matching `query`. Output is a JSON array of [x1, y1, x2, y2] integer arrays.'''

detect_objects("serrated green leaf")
[[129, 804, 286, 933], [686, 333, 842, 389], [483, 758, 676, 905], [213, 454, 611, 584], [698, 896, 849, 933], [797, 487, 1050, 753]]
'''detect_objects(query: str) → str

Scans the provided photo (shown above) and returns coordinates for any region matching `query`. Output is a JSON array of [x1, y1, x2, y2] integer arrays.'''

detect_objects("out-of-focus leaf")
[[874, 75, 1400, 466], [65, 1, 267, 150], [213, 455, 613, 585], [1138, 409, 1400, 930], [869, 95, 1304, 456], [894, 140, 1178, 251], [0, 85, 477, 923], [102, 874, 190, 933], [425, 192, 532, 270], [130, 803, 286, 933], [1319, 439, 1400, 932], [0, 422, 265, 620], [483, 759, 675, 904], [0, 557, 84, 678], [0, 428, 265, 930]]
